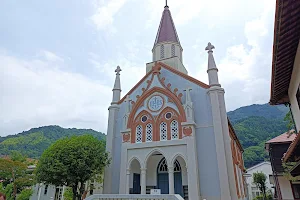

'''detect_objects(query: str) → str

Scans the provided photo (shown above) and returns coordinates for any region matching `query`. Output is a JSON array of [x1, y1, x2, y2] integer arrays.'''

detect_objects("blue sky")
[[0, 0, 275, 136]]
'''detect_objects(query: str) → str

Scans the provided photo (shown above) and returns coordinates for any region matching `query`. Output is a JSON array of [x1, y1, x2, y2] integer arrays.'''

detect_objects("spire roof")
[[154, 5, 180, 46]]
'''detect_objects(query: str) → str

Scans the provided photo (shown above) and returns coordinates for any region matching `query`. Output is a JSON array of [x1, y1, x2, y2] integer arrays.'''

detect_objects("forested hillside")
[[0, 103, 290, 168], [0, 125, 105, 158], [228, 103, 289, 168]]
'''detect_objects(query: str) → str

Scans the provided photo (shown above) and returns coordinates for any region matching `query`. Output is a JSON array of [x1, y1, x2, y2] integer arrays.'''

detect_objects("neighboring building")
[[30, 182, 103, 200], [265, 131, 297, 199], [268, 0, 300, 199], [245, 162, 274, 200], [102, 3, 246, 200], [270, 0, 300, 131]]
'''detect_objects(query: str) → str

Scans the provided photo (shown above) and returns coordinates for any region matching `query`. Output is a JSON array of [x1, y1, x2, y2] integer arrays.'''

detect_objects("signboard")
[[150, 189, 161, 194]]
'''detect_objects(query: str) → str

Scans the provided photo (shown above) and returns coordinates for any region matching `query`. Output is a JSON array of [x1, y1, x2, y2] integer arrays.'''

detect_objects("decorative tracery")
[[171, 44, 175, 57], [158, 158, 168, 173], [136, 125, 142, 143], [160, 122, 167, 141], [160, 45, 165, 59], [171, 120, 179, 139], [146, 123, 153, 142], [174, 159, 181, 172]]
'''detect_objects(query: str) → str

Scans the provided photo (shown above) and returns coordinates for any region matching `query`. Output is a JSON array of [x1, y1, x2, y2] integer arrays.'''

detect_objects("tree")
[[284, 111, 295, 131], [16, 189, 33, 200], [0, 157, 34, 200], [35, 135, 109, 200], [253, 172, 267, 200]]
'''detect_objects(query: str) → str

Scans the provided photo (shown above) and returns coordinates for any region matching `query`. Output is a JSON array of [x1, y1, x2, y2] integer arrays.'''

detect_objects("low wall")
[[85, 194, 184, 200]]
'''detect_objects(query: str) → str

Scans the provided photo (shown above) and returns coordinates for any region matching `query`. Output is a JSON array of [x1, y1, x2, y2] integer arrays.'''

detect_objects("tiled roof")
[[266, 130, 296, 144], [154, 6, 180, 46], [283, 131, 300, 162]]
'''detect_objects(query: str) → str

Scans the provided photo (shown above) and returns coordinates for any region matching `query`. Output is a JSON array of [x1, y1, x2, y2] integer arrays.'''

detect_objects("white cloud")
[[38, 50, 64, 63], [0, 51, 111, 136], [90, 0, 127, 32], [216, 0, 275, 111]]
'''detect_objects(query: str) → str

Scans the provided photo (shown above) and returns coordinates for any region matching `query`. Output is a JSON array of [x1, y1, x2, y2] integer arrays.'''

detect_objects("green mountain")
[[0, 125, 105, 158], [228, 103, 289, 168], [0, 103, 289, 168]]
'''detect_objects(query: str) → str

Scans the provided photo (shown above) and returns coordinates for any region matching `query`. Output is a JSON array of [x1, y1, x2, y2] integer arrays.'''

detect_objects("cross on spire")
[[205, 42, 215, 53], [115, 66, 122, 75]]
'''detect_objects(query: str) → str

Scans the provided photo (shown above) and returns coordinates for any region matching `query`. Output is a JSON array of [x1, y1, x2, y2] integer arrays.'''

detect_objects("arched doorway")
[[157, 158, 184, 197], [128, 158, 141, 194]]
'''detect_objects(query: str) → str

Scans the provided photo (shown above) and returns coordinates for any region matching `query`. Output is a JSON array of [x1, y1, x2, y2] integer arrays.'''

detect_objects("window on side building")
[[292, 182, 300, 199]]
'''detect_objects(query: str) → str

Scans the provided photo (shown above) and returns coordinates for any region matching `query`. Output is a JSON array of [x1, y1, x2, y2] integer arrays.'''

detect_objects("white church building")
[[102, 3, 247, 200]]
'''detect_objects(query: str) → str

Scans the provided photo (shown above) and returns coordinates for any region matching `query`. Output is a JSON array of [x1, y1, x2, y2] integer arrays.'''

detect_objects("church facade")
[[103, 4, 246, 200]]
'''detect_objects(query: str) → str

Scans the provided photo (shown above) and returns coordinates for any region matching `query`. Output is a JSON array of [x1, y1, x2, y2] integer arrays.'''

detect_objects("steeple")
[[153, 3, 180, 46], [148, 3, 187, 74]]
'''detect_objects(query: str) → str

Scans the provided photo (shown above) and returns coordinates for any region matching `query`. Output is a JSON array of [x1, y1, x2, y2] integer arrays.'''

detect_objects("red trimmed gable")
[[118, 62, 209, 104]]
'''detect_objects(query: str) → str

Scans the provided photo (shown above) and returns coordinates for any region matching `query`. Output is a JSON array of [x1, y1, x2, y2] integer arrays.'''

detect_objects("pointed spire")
[[205, 43, 220, 86], [154, 4, 180, 46], [112, 66, 122, 104]]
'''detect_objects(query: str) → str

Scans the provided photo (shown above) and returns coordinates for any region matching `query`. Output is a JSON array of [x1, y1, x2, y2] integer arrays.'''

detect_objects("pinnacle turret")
[[112, 66, 122, 104], [206, 42, 220, 87]]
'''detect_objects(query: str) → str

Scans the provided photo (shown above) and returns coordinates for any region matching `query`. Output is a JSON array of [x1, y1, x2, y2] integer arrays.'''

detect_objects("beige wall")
[[278, 176, 294, 200], [289, 42, 300, 132]]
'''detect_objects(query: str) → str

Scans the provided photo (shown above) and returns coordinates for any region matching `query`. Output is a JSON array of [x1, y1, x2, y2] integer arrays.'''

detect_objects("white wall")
[[30, 184, 57, 200], [246, 162, 274, 199]]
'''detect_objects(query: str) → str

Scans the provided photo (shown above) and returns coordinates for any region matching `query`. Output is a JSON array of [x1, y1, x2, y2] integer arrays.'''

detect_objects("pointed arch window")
[[171, 120, 179, 139], [174, 159, 181, 172], [160, 122, 167, 141], [171, 44, 175, 57], [160, 45, 165, 59], [158, 158, 168, 173], [136, 125, 142, 143], [146, 123, 153, 142]]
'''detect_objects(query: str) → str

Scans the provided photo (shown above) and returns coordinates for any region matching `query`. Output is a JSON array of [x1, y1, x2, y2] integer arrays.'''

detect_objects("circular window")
[[141, 116, 148, 122], [165, 112, 172, 119]]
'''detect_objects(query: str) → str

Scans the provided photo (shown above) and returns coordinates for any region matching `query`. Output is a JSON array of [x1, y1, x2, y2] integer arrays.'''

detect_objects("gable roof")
[[118, 62, 209, 104], [266, 130, 296, 144], [247, 161, 271, 171], [154, 5, 180, 47]]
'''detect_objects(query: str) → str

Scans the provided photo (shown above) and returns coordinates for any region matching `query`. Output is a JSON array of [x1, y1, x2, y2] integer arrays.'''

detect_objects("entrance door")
[[174, 172, 183, 197], [157, 158, 169, 194], [133, 173, 140, 194], [157, 173, 169, 194]]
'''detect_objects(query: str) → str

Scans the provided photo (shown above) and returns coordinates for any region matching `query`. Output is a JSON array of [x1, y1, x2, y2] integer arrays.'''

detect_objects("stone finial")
[[205, 42, 215, 53], [115, 66, 122, 75]]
